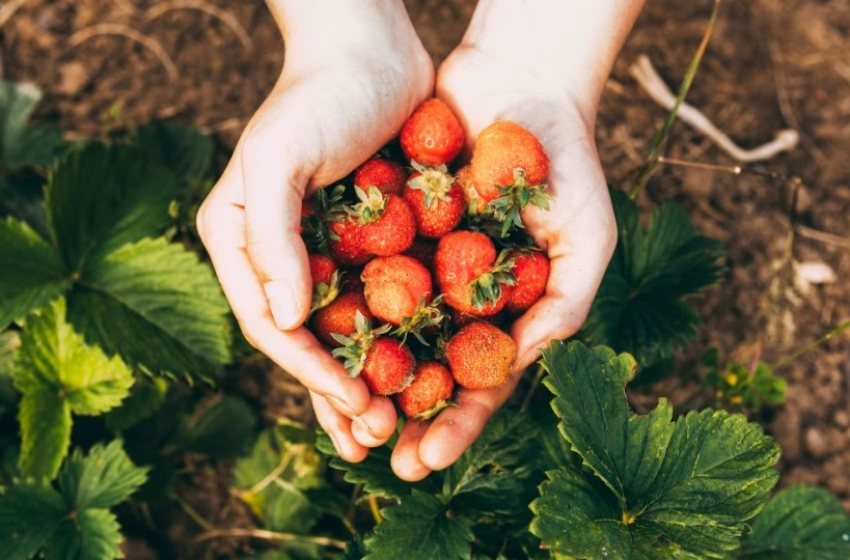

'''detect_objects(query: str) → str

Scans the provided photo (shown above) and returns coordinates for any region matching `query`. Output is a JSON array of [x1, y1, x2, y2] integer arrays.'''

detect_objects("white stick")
[[629, 54, 799, 163]]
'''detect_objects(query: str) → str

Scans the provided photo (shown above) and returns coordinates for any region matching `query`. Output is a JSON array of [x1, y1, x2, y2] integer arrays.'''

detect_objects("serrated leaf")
[[17, 388, 72, 480], [135, 121, 213, 182], [580, 190, 725, 374], [176, 395, 256, 457], [316, 430, 415, 500], [105, 375, 168, 432], [67, 236, 232, 380], [43, 508, 123, 560], [0, 481, 66, 560], [531, 341, 780, 560], [0, 216, 70, 329], [0, 81, 67, 170], [57, 440, 148, 510], [47, 143, 179, 271], [740, 486, 850, 559], [365, 490, 473, 560]]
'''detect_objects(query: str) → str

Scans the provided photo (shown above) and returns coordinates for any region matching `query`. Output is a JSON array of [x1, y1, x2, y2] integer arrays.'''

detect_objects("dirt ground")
[[4, 0, 850, 557]]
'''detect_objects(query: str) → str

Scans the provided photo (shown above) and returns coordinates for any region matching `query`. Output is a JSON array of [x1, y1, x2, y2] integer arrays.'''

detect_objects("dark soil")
[[4, 0, 849, 557]]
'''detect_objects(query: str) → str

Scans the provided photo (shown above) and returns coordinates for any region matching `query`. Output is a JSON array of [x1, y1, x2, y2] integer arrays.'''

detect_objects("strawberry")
[[328, 214, 370, 266], [434, 230, 516, 317], [311, 290, 372, 347], [445, 322, 517, 390], [397, 361, 454, 419], [354, 158, 407, 196], [333, 312, 415, 395], [455, 165, 486, 215], [400, 98, 465, 166], [469, 121, 551, 236], [348, 187, 416, 256], [404, 238, 438, 271], [404, 163, 466, 238], [309, 254, 340, 312], [362, 255, 433, 326], [506, 250, 550, 314]]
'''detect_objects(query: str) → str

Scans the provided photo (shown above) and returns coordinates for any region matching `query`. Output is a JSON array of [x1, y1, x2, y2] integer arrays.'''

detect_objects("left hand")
[[390, 43, 618, 480]]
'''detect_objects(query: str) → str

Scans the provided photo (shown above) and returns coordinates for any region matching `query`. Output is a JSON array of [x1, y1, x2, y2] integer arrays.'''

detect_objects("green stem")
[[520, 364, 546, 414], [771, 320, 850, 370], [630, 0, 723, 200]]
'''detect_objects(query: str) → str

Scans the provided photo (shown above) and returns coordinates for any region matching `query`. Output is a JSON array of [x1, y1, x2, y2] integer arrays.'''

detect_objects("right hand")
[[196, 1, 434, 462]]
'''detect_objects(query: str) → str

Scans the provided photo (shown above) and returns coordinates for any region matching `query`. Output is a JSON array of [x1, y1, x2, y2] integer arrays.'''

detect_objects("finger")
[[391, 420, 433, 481], [350, 396, 398, 448], [311, 391, 368, 463], [240, 120, 314, 331], [417, 375, 522, 471], [198, 176, 371, 418]]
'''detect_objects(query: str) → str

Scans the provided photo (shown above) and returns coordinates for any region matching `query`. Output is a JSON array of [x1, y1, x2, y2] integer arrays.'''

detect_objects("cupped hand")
[[391, 44, 618, 480], [196, 4, 434, 463]]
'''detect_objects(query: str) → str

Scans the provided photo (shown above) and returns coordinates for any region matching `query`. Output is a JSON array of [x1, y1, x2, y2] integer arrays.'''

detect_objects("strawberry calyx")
[[392, 295, 446, 345], [469, 249, 517, 311], [347, 186, 387, 224], [331, 310, 391, 377], [310, 270, 342, 314], [407, 161, 456, 210], [487, 168, 552, 237], [302, 185, 347, 252], [412, 398, 458, 421]]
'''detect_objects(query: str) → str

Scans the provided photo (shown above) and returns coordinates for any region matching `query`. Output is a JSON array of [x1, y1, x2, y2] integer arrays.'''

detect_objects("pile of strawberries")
[[302, 99, 551, 420]]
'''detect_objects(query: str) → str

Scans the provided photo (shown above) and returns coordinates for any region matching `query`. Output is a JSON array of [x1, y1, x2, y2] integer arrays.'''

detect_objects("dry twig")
[[0, 0, 29, 29], [146, 0, 253, 54], [68, 23, 179, 81], [630, 55, 799, 163], [794, 224, 850, 251]]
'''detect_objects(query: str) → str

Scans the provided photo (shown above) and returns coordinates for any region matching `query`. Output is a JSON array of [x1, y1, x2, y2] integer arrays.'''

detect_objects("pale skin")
[[196, 0, 646, 479]]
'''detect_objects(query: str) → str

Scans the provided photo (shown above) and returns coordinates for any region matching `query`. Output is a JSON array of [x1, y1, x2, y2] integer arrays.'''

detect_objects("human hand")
[[196, 1, 433, 462], [389, 0, 647, 479]]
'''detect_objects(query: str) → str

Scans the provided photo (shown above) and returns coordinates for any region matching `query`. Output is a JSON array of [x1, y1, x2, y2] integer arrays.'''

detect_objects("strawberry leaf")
[[43, 508, 123, 560], [0, 482, 66, 560], [135, 121, 213, 182], [740, 486, 850, 559], [174, 395, 257, 458], [13, 299, 133, 479], [0, 217, 70, 329], [0, 81, 67, 171], [580, 190, 724, 376], [531, 341, 780, 559], [67, 237, 231, 381], [57, 440, 149, 510], [364, 490, 474, 560]]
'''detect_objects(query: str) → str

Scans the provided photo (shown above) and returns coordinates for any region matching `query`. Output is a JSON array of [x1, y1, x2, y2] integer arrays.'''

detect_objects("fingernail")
[[327, 394, 355, 417], [354, 416, 378, 439], [264, 280, 302, 330]]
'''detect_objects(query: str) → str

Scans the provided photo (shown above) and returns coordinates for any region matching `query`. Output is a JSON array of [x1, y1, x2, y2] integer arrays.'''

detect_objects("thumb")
[[240, 129, 313, 331]]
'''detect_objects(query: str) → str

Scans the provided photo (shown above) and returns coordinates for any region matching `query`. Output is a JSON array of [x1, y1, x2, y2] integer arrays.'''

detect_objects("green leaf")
[[316, 430, 415, 500], [0, 482, 66, 560], [740, 486, 850, 559], [67, 236, 232, 379], [175, 396, 257, 457], [57, 440, 148, 510], [365, 490, 473, 560], [135, 121, 213, 182], [13, 298, 133, 478], [531, 341, 780, 559], [580, 190, 725, 374], [0, 217, 69, 329], [47, 143, 179, 271], [105, 375, 168, 432], [44, 508, 123, 560], [0, 81, 67, 170]]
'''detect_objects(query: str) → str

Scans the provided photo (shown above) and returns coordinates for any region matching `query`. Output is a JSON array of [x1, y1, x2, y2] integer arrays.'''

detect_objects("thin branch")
[[794, 224, 850, 251], [0, 0, 29, 28], [68, 24, 178, 81], [192, 527, 347, 549], [771, 320, 850, 370], [630, 55, 799, 162], [145, 0, 253, 53]]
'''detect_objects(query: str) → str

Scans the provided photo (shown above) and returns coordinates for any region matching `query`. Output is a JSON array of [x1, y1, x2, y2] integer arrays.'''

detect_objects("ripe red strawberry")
[[506, 250, 550, 314], [354, 158, 407, 196], [400, 98, 465, 166], [469, 121, 551, 236], [349, 188, 416, 256], [455, 165, 486, 215], [362, 255, 432, 326], [328, 214, 370, 266], [445, 322, 517, 390], [332, 312, 416, 395], [397, 361, 454, 419], [404, 164, 466, 238], [434, 231, 516, 317], [311, 290, 372, 347], [309, 254, 340, 312]]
